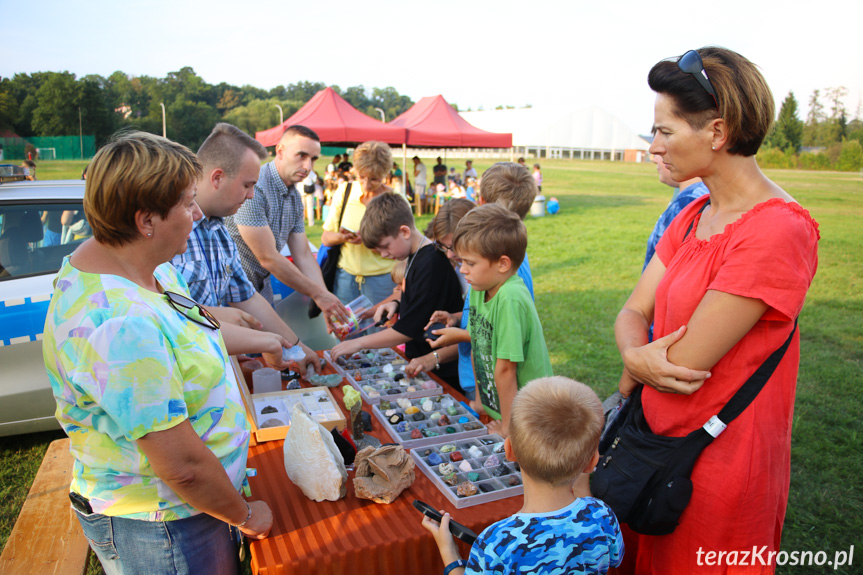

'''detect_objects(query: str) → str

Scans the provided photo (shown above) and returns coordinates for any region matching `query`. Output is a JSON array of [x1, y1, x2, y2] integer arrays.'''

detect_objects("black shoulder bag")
[[309, 183, 351, 318], [592, 317, 797, 535]]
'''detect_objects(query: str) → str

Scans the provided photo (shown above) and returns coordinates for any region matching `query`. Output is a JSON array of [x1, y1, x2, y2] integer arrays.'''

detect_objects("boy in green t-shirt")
[[453, 203, 552, 436]]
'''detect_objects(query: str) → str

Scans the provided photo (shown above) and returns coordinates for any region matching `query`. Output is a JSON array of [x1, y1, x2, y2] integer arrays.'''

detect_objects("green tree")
[[31, 72, 82, 135], [837, 140, 863, 171], [0, 87, 19, 131], [766, 91, 803, 151], [802, 89, 824, 147]]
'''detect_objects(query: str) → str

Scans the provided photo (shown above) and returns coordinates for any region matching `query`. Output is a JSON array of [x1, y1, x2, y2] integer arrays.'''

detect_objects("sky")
[[1, 0, 861, 136]]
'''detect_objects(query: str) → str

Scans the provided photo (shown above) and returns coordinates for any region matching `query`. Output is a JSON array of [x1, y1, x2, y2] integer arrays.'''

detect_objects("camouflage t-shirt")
[[466, 497, 624, 574]]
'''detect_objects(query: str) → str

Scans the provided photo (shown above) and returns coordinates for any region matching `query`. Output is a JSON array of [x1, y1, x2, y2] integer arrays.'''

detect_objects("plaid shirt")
[[225, 162, 305, 297], [171, 216, 256, 307]]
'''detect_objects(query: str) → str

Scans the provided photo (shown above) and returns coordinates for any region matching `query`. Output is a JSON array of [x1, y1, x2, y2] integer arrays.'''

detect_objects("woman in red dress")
[[613, 47, 820, 574]]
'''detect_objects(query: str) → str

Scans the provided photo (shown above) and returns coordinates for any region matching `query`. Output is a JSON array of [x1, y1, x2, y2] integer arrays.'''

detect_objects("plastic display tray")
[[324, 348, 443, 405], [410, 435, 523, 509], [372, 394, 487, 449]]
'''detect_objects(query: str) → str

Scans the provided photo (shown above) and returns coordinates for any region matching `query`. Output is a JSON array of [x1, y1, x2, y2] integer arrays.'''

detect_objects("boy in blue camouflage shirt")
[[421, 376, 624, 574]]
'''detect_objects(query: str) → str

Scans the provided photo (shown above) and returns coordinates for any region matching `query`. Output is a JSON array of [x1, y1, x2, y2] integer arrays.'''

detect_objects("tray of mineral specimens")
[[243, 386, 346, 443], [324, 348, 443, 405], [410, 435, 523, 509], [372, 394, 487, 449]]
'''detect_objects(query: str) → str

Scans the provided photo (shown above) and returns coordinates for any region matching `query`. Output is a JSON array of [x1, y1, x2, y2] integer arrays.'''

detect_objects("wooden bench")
[[0, 438, 90, 575]]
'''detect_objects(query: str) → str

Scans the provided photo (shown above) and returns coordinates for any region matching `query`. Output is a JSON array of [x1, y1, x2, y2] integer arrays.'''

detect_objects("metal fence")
[[0, 136, 96, 161]]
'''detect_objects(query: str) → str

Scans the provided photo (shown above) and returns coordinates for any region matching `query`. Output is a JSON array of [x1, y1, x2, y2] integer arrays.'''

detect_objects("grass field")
[[2, 157, 860, 574]]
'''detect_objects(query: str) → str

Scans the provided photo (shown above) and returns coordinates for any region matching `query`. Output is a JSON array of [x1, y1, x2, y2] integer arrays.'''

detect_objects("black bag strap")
[[715, 317, 798, 425], [683, 199, 710, 238], [336, 182, 351, 230]]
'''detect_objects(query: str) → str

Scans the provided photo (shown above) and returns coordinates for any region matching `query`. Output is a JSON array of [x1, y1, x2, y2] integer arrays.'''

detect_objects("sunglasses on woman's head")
[[678, 50, 719, 110], [164, 291, 221, 330]]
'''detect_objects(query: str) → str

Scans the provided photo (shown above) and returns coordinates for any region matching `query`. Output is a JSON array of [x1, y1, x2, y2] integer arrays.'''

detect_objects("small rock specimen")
[[397, 399, 412, 409], [467, 473, 479, 482], [479, 483, 495, 493], [467, 446, 482, 459], [421, 381, 438, 390], [410, 429, 422, 439], [405, 406, 420, 415], [443, 472, 458, 486], [411, 413, 426, 421], [440, 444, 456, 453], [421, 429, 440, 437], [283, 404, 347, 502], [458, 416, 469, 424], [507, 476, 521, 487], [484, 454, 500, 468], [446, 406, 459, 416], [439, 463, 455, 475], [421, 399, 434, 412], [457, 481, 478, 497], [379, 400, 392, 410], [492, 465, 510, 477], [353, 445, 415, 504], [458, 460, 472, 472], [462, 422, 482, 431], [450, 451, 463, 462], [396, 421, 409, 433], [428, 452, 443, 465], [261, 405, 279, 414], [260, 418, 284, 428], [389, 413, 404, 424], [309, 373, 343, 387], [438, 414, 450, 425]]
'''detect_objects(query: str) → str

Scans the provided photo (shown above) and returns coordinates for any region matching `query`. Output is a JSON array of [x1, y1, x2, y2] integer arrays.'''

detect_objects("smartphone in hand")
[[413, 499, 478, 545]]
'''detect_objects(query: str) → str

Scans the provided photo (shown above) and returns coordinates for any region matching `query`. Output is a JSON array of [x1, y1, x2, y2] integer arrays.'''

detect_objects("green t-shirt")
[[468, 274, 552, 418]]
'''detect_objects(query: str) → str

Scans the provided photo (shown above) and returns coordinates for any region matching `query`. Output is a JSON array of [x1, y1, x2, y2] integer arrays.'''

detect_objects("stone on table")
[[283, 403, 347, 502]]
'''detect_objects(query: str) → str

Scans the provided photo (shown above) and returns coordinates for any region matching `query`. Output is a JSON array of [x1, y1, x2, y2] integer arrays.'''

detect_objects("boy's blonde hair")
[[479, 162, 537, 219], [509, 376, 604, 486], [452, 203, 526, 268], [360, 192, 414, 249]]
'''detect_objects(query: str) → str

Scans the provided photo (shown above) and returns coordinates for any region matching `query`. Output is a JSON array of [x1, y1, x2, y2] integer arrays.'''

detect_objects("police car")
[[0, 179, 90, 436]]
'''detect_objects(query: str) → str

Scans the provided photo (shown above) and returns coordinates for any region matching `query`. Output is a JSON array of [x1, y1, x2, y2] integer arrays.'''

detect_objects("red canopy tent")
[[255, 87, 406, 147], [389, 95, 512, 147]]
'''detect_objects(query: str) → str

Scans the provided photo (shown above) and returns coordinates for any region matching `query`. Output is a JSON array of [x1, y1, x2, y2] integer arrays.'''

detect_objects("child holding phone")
[[421, 377, 624, 574]]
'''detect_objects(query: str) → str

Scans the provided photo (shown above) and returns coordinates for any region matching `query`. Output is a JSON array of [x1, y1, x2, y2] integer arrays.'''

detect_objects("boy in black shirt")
[[330, 193, 463, 390]]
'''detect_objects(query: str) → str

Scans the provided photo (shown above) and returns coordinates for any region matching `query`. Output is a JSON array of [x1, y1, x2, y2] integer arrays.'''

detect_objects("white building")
[[461, 106, 651, 162]]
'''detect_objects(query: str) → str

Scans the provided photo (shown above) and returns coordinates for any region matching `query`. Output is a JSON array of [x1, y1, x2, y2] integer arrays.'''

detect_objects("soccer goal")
[[36, 147, 57, 160]]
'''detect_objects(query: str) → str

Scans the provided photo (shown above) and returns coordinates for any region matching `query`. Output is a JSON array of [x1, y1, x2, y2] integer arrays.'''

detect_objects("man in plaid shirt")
[[172, 123, 318, 372]]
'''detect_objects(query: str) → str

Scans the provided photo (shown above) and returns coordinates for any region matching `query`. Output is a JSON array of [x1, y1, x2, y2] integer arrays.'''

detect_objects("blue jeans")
[[334, 267, 396, 307], [75, 510, 240, 575]]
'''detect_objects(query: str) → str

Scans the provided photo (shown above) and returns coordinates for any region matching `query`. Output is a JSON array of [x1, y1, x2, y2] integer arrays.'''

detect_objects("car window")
[[0, 202, 91, 281]]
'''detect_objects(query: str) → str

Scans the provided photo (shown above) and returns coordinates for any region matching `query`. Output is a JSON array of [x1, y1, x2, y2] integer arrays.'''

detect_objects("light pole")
[[374, 107, 386, 123], [273, 104, 284, 125], [160, 102, 166, 137]]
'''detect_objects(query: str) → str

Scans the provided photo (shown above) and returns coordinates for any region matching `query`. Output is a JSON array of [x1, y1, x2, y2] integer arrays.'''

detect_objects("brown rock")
[[352, 444, 416, 504]]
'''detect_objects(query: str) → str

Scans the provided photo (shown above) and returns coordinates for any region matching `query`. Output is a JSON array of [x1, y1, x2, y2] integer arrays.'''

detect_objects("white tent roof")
[[460, 106, 650, 151]]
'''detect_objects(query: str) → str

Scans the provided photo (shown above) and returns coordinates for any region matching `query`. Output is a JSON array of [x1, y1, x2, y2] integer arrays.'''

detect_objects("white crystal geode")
[[283, 403, 347, 502]]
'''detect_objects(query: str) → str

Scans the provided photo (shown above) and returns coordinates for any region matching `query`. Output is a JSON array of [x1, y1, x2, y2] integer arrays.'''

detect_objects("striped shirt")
[[171, 216, 255, 307], [225, 161, 305, 298]]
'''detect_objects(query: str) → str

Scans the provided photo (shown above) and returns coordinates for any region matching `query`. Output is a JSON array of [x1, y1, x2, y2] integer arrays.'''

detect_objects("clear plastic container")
[[332, 295, 373, 339], [252, 367, 282, 393]]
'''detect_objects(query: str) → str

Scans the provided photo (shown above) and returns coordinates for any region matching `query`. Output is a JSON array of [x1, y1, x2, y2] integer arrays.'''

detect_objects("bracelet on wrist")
[[443, 559, 467, 575], [433, 351, 441, 371], [233, 501, 252, 528]]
